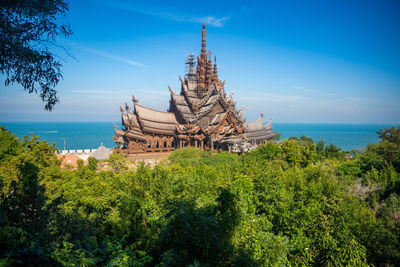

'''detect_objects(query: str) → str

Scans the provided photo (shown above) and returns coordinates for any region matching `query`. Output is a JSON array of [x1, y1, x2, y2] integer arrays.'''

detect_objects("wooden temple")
[[113, 24, 277, 154]]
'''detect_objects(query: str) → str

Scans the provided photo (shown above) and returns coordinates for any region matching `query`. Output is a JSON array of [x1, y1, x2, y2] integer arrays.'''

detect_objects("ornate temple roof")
[[133, 104, 178, 135], [244, 118, 265, 132], [244, 118, 275, 141], [134, 104, 177, 124]]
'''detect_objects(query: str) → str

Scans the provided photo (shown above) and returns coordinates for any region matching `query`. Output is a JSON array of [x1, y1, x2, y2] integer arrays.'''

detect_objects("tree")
[[157, 189, 241, 266], [107, 152, 129, 173], [0, 0, 72, 110], [377, 126, 400, 145], [316, 137, 325, 156], [87, 157, 98, 172], [370, 126, 400, 172], [324, 143, 342, 159]]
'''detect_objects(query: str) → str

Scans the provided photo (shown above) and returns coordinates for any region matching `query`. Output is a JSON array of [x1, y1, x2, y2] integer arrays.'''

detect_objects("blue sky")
[[1, 0, 399, 123]]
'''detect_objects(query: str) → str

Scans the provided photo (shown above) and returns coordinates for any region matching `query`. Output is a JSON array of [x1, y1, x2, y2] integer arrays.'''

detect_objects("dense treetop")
[[0, 125, 399, 266]]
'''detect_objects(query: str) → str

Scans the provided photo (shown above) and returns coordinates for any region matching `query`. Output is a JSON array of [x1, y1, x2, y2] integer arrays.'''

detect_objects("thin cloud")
[[82, 46, 146, 67], [190, 15, 229, 28], [74, 89, 117, 95], [68, 41, 146, 67], [93, 0, 230, 27], [324, 92, 337, 97], [135, 89, 169, 96], [239, 93, 303, 103], [292, 85, 336, 97], [292, 85, 318, 93]]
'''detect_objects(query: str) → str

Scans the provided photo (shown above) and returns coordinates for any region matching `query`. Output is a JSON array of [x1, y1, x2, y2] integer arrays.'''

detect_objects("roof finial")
[[213, 55, 218, 82], [202, 23, 206, 42], [132, 94, 138, 103], [205, 50, 213, 86], [201, 24, 207, 50]]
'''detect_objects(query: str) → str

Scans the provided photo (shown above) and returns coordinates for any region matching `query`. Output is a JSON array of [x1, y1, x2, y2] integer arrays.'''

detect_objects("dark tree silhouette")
[[0, 0, 72, 110]]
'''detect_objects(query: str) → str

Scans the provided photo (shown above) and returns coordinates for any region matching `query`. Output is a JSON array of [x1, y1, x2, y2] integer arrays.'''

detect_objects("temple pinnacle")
[[202, 23, 206, 44]]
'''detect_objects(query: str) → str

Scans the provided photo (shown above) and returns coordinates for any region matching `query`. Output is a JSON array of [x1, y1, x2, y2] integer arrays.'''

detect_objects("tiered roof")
[[244, 118, 276, 142]]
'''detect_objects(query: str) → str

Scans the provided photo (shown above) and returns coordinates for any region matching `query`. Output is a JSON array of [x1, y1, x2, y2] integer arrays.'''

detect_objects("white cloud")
[[196, 16, 229, 28], [93, 0, 230, 27]]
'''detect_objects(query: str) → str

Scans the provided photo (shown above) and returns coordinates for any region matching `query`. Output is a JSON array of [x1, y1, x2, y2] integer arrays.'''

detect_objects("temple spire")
[[213, 55, 218, 84], [196, 24, 208, 94], [205, 50, 213, 87], [202, 23, 206, 46]]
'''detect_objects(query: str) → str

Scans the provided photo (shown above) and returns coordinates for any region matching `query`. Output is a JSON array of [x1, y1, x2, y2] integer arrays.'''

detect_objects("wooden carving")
[[113, 24, 277, 154]]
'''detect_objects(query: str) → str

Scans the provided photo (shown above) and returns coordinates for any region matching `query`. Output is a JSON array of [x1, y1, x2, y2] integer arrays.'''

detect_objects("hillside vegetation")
[[0, 126, 399, 266]]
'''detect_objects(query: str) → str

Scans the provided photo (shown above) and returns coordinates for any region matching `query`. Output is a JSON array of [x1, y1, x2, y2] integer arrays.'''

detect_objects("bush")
[[107, 152, 129, 172], [168, 147, 210, 166]]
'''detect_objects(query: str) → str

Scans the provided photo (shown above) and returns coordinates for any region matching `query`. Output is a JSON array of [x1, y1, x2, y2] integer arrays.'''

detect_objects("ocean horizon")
[[1, 122, 398, 152]]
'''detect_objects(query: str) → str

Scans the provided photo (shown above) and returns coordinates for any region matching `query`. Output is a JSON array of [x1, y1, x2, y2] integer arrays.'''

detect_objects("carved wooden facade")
[[113, 24, 277, 154]]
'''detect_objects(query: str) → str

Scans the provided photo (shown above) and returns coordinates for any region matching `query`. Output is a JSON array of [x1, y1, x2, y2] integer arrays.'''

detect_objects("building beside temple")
[[113, 24, 277, 154]]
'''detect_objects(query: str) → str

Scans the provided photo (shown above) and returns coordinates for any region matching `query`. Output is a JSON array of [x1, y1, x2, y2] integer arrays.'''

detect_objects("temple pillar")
[[201, 139, 204, 149], [195, 139, 198, 148]]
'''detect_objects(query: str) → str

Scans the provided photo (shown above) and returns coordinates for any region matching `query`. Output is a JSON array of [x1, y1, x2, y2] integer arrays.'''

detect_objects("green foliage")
[[281, 139, 317, 167], [0, 127, 59, 193], [0, 127, 22, 162], [367, 126, 400, 172], [247, 142, 281, 161], [157, 189, 241, 266], [168, 147, 211, 166], [87, 156, 98, 172], [1, 127, 400, 266], [273, 132, 281, 141], [378, 126, 400, 144], [324, 143, 343, 159], [108, 152, 129, 173], [316, 137, 325, 155], [0, 0, 72, 110]]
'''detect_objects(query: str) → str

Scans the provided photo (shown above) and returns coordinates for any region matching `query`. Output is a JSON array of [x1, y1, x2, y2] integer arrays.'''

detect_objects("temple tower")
[[197, 24, 207, 95], [113, 24, 277, 156]]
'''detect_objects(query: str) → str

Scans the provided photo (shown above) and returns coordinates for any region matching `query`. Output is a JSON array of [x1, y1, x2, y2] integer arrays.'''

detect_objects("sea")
[[0, 122, 397, 152]]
